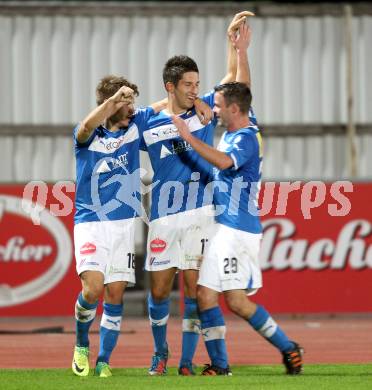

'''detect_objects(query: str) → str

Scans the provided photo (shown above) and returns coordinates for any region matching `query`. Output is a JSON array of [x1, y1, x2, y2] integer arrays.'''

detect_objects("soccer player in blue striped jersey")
[[172, 23, 304, 376], [141, 12, 255, 376], [72, 75, 171, 378]]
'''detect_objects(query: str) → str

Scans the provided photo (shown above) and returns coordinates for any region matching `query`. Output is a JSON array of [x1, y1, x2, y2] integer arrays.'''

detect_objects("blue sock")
[[97, 302, 123, 364], [75, 292, 98, 347], [180, 297, 200, 367], [199, 306, 228, 369], [148, 294, 169, 355], [248, 305, 294, 352]]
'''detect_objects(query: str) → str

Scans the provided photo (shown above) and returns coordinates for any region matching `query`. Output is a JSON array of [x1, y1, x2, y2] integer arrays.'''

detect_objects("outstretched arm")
[[171, 115, 233, 170], [230, 22, 252, 87], [220, 11, 254, 85], [76, 86, 134, 143]]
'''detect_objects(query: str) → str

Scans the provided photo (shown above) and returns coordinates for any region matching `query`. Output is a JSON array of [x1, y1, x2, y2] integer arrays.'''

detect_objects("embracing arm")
[[76, 86, 134, 144], [150, 98, 168, 114], [171, 115, 233, 170]]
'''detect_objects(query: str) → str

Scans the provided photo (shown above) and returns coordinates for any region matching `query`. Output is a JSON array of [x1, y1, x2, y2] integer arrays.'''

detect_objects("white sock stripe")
[[258, 317, 278, 338], [149, 314, 169, 327], [75, 302, 97, 323], [182, 319, 201, 334], [101, 314, 122, 331], [201, 325, 226, 342]]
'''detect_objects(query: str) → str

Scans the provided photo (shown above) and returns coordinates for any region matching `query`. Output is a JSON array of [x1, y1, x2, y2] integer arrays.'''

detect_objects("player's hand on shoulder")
[[194, 98, 213, 125], [171, 115, 191, 141]]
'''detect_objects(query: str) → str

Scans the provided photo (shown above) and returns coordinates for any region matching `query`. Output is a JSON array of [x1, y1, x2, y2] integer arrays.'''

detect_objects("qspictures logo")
[[0, 195, 72, 307]]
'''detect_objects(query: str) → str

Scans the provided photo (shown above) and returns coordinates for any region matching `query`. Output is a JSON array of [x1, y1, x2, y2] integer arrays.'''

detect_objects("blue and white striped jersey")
[[74, 107, 154, 224], [214, 119, 263, 234], [141, 91, 217, 221]]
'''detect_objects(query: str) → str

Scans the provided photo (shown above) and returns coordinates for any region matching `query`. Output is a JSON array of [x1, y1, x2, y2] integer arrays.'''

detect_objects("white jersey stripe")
[[143, 114, 204, 146]]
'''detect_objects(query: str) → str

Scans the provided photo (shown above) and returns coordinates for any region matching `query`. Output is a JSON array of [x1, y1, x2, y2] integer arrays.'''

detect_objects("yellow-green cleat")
[[72, 346, 90, 377], [95, 362, 112, 378]]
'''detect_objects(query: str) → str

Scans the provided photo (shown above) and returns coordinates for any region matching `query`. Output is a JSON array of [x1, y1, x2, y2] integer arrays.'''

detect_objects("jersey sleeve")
[[225, 132, 256, 171], [201, 90, 215, 108], [133, 106, 154, 151], [73, 123, 97, 148], [248, 106, 258, 126]]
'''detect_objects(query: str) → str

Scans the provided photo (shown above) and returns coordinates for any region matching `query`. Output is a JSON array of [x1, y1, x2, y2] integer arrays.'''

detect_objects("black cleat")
[[282, 342, 304, 375], [201, 364, 232, 376]]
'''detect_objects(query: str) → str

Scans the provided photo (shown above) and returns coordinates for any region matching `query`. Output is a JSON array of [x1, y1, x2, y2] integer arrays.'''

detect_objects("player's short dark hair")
[[163, 55, 199, 86], [96, 75, 139, 105], [214, 82, 252, 114]]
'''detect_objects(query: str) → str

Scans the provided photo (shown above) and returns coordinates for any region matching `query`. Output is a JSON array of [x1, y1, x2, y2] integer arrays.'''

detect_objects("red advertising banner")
[[0, 184, 80, 315], [0, 182, 371, 315], [226, 181, 372, 313]]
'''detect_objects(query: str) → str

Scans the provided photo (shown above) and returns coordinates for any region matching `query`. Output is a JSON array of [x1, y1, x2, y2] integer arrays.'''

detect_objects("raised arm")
[[220, 11, 254, 85], [230, 22, 252, 87], [76, 86, 134, 143]]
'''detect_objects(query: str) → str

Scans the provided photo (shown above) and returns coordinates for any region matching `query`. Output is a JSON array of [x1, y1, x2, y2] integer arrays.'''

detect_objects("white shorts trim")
[[145, 206, 215, 271], [74, 219, 136, 285], [198, 223, 262, 294]]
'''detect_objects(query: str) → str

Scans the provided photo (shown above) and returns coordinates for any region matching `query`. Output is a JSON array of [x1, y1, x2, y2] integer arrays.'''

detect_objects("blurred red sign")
[[0, 185, 79, 315], [1, 182, 371, 315]]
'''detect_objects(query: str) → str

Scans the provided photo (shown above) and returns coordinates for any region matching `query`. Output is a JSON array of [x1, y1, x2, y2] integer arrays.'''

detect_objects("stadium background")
[[0, 0, 371, 369]]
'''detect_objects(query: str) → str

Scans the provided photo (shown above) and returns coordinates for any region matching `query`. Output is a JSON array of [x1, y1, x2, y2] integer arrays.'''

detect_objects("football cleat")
[[72, 346, 89, 377], [95, 362, 112, 378], [178, 363, 196, 376], [148, 350, 169, 376], [201, 364, 232, 376], [282, 342, 304, 375]]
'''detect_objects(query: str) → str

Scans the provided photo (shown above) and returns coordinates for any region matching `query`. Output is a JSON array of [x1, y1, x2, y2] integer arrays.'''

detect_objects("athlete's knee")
[[82, 285, 103, 304], [197, 285, 217, 311], [183, 270, 198, 299], [104, 282, 127, 304], [184, 285, 197, 299], [80, 271, 104, 303], [150, 287, 170, 302], [225, 296, 243, 316], [225, 294, 255, 319], [81, 279, 104, 303]]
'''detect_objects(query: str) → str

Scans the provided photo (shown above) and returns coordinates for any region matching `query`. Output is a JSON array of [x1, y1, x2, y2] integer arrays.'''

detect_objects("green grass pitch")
[[0, 364, 371, 389]]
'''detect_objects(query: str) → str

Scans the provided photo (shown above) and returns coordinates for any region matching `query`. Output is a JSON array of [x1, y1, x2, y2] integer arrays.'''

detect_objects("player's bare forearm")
[[221, 11, 254, 85], [235, 24, 252, 87], [76, 86, 134, 143], [171, 115, 233, 170], [236, 48, 250, 87], [229, 23, 252, 88], [77, 99, 121, 143], [150, 98, 168, 114], [220, 39, 237, 84]]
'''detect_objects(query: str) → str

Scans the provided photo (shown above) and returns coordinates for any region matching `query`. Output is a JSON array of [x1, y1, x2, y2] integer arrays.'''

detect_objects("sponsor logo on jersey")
[[149, 256, 170, 266], [88, 125, 139, 154], [150, 238, 167, 253], [80, 242, 96, 255], [159, 140, 193, 159], [143, 114, 204, 146]]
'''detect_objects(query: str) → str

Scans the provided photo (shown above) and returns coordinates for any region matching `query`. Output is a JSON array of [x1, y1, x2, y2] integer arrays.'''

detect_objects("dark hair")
[[214, 82, 252, 114], [96, 75, 139, 105], [163, 55, 199, 86]]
